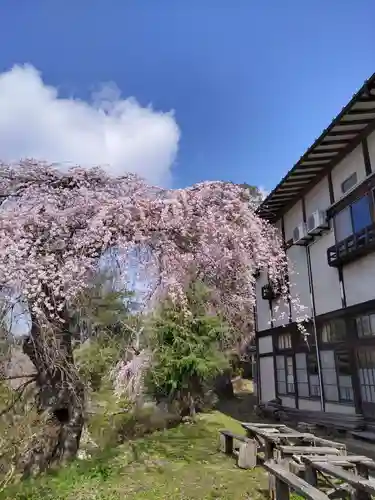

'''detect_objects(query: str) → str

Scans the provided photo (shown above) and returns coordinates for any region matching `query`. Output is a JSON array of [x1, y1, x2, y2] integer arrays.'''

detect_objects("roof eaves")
[[256, 73, 375, 221]]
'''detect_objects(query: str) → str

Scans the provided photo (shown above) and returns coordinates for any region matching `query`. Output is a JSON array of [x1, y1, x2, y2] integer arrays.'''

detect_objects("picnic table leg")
[[274, 476, 289, 500], [304, 464, 317, 487], [354, 463, 371, 500], [237, 439, 257, 469], [266, 441, 276, 497], [219, 433, 233, 455]]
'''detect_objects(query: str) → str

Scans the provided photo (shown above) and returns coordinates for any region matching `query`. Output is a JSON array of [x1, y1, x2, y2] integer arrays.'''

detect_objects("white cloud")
[[0, 64, 180, 186], [258, 186, 270, 200]]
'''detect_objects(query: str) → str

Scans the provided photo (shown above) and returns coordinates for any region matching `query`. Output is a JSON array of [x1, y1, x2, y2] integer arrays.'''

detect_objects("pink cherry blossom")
[[0, 160, 292, 338]]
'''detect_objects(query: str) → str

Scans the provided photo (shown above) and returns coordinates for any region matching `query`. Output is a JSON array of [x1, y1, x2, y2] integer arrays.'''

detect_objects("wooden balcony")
[[327, 223, 375, 267]]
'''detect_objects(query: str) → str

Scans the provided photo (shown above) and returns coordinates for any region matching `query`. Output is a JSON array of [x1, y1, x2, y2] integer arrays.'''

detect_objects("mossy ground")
[[1, 410, 268, 500]]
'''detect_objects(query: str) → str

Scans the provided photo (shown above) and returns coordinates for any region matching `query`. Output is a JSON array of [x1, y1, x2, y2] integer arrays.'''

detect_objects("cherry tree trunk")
[[21, 318, 84, 475]]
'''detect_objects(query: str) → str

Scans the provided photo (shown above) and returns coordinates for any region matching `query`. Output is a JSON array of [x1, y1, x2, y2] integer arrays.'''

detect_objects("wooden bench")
[[263, 459, 330, 500], [242, 423, 346, 458], [304, 459, 375, 500], [276, 446, 342, 461], [218, 429, 257, 469], [242, 423, 302, 459], [300, 455, 375, 467]]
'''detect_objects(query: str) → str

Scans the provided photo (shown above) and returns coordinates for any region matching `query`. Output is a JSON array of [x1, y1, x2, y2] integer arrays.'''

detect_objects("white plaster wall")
[[298, 398, 321, 411], [259, 356, 276, 403], [282, 201, 311, 321], [309, 230, 342, 315], [343, 253, 375, 306], [325, 402, 356, 415], [272, 298, 290, 327], [331, 144, 366, 201], [256, 272, 271, 332], [258, 335, 273, 354], [367, 129, 375, 171], [271, 219, 290, 326], [287, 245, 311, 321], [280, 396, 296, 408], [284, 200, 303, 241], [304, 176, 331, 216]]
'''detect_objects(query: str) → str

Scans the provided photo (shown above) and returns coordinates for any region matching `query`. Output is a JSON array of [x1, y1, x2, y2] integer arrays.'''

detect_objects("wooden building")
[[254, 72, 375, 421]]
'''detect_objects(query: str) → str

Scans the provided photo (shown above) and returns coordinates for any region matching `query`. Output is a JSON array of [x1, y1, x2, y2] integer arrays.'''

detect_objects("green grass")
[[0, 411, 268, 500]]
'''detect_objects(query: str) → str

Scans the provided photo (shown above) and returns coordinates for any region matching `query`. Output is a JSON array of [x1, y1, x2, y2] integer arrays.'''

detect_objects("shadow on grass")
[[215, 380, 263, 424]]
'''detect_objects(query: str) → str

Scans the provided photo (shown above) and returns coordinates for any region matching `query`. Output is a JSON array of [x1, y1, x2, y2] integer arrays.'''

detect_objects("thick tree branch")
[[0, 377, 36, 417]]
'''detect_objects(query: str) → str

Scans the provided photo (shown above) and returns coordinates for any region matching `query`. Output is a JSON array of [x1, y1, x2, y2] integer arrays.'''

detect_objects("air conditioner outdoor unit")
[[307, 210, 329, 235], [292, 223, 310, 245]]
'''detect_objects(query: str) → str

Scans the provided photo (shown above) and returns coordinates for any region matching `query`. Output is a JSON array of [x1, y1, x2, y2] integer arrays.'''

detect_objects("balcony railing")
[[327, 222, 375, 267]]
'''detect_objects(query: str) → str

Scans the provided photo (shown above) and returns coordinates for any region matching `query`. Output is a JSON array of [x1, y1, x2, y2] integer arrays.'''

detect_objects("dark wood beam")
[[358, 96, 375, 102], [327, 129, 365, 137], [348, 108, 375, 115], [339, 118, 375, 125], [362, 137, 372, 175], [313, 147, 346, 153], [319, 140, 350, 146]]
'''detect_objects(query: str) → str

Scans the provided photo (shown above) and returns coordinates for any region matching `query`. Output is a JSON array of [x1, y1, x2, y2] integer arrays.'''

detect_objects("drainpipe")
[[306, 241, 325, 412]]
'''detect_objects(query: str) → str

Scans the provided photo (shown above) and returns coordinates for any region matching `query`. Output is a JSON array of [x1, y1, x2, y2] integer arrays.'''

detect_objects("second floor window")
[[334, 194, 372, 242], [278, 333, 292, 350], [321, 318, 346, 343], [356, 313, 375, 338], [341, 172, 358, 194]]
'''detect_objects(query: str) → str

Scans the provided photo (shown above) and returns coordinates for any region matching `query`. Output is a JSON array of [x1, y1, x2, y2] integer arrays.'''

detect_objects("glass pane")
[[296, 368, 308, 383], [307, 353, 318, 375], [339, 385, 353, 401], [309, 377, 321, 396], [321, 324, 329, 343], [335, 207, 352, 241], [356, 317, 364, 337], [338, 375, 352, 388], [362, 315, 371, 337], [276, 356, 284, 369], [320, 350, 335, 368], [322, 368, 336, 384], [336, 351, 352, 375], [332, 319, 346, 340], [295, 353, 307, 370], [277, 368, 286, 382], [351, 196, 372, 233], [298, 382, 309, 397], [277, 382, 286, 394], [341, 172, 358, 193], [325, 385, 339, 401], [370, 315, 375, 336]]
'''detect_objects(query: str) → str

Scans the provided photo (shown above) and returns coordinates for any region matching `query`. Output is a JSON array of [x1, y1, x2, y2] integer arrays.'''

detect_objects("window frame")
[[341, 172, 358, 194], [320, 349, 354, 404], [306, 352, 321, 398], [335, 350, 354, 403], [277, 333, 292, 350], [356, 312, 375, 339], [320, 318, 347, 344], [334, 192, 374, 244], [275, 354, 295, 396]]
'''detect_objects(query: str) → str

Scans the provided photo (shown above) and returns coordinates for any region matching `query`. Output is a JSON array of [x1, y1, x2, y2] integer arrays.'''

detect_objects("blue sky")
[[0, 1, 375, 192]]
